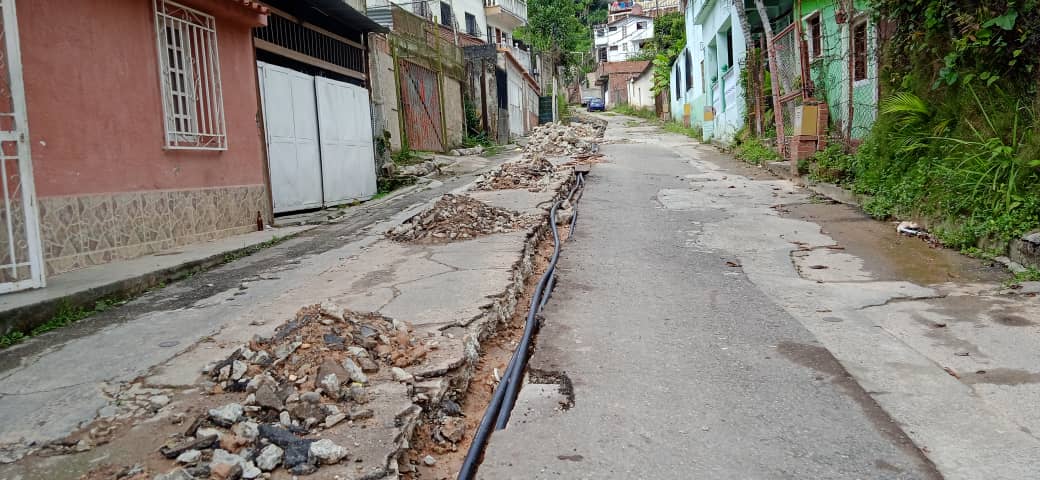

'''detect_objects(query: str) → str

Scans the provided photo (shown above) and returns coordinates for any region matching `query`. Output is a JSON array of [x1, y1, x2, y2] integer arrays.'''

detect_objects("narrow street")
[[2, 115, 1039, 480], [479, 114, 1040, 479]]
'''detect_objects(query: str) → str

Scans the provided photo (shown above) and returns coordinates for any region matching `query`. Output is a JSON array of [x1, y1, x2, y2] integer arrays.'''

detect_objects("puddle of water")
[[783, 203, 1006, 285]]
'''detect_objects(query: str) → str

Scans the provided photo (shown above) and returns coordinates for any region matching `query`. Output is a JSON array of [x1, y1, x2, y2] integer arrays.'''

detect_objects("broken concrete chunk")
[[254, 383, 285, 411], [324, 413, 347, 428], [241, 461, 261, 480], [230, 361, 248, 381], [300, 391, 321, 404], [258, 425, 315, 469], [391, 367, 414, 383], [210, 462, 242, 480], [255, 444, 283, 471], [349, 384, 369, 404], [148, 394, 171, 411], [341, 358, 368, 384], [159, 434, 218, 459], [347, 407, 374, 421], [175, 449, 201, 464], [210, 449, 245, 480], [153, 468, 193, 480], [208, 403, 244, 427], [358, 357, 380, 373], [231, 421, 259, 441], [309, 439, 348, 465], [319, 301, 344, 321], [319, 373, 341, 399]]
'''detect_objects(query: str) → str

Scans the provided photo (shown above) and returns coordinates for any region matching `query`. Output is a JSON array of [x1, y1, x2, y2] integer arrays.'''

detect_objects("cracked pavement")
[[479, 114, 1040, 480], [0, 151, 560, 477]]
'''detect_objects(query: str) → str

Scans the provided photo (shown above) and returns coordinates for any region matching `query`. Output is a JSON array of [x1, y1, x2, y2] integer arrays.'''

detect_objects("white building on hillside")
[[594, 15, 654, 63]]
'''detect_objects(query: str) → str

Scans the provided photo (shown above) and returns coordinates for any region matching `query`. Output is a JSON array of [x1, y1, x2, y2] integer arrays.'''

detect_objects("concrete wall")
[[16, 0, 268, 274], [800, 0, 878, 140], [627, 71, 654, 108], [443, 76, 466, 147], [369, 34, 403, 152]]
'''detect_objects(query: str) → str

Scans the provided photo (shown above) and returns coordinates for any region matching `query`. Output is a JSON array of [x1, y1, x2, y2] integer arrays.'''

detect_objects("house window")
[[154, 0, 226, 150], [852, 19, 868, 81], [700, 60, 705, 93], [609, 26, 618, 32], [415, 1, 431, 19], [684, 50, 693, 92], [598, 47, 607, 62], [806, 14, 822, 59], [673, 66, 679, 100], [636, 21, 646, 29], [440, 2, 452, 26], [609, 45, 619, 51], [724, 28, 734, 69], [465, 13, 477, 35], [596, 28, 605, 37]]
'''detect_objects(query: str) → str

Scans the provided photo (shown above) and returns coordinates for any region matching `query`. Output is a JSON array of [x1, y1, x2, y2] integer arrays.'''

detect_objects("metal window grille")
[[253, 13, 367, 79], [852, 20, 868, 81], [154, 0, 227, 150]]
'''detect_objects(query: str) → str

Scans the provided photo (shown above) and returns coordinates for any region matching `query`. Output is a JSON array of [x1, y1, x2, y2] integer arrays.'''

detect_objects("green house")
[[797, 0, 879, 141]]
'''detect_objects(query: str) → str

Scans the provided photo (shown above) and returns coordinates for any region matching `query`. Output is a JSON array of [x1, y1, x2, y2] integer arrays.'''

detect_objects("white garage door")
[[259, 62, 377, 214], [258, 63, 323, 213], [316, 77, 377, 206]]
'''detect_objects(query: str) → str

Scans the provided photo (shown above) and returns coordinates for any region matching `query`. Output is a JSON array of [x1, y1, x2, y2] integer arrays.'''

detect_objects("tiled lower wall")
[[37, 184, 268, 275]]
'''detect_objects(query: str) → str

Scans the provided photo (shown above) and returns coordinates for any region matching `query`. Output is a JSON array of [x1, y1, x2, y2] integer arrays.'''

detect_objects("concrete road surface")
[[480, 116, 1040, 479]]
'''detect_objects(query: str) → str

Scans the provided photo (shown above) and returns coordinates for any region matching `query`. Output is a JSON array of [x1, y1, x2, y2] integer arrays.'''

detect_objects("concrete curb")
[[0, 226, 314, 339]]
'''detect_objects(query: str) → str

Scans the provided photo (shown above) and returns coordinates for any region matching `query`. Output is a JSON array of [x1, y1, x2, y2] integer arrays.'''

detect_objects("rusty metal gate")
[[0, 0, 45, 294], [769, 21, 810, 156], [399, 60, 444, 152]]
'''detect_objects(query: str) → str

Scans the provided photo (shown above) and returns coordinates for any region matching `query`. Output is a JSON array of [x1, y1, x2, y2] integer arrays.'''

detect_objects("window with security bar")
[[154, 0, 227, 150]]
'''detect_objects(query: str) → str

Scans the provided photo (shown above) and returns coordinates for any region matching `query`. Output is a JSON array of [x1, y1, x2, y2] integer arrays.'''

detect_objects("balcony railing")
[[484, 0, 527, 23]]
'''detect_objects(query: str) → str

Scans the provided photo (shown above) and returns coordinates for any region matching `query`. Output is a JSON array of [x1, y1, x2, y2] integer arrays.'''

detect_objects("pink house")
[[0, 0, 270, 292]]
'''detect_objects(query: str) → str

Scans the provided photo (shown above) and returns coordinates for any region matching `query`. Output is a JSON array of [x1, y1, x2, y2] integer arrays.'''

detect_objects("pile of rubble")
[[387, 194, 536, 243], [523, 121, 602, 156], [475, 157, 556, 190], [153, 304, 430, 479]]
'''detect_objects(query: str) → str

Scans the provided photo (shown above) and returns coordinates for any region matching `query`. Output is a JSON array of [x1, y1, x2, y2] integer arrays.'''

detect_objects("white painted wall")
[[627, 70, 654, 108], [594, 16, 654, 62]]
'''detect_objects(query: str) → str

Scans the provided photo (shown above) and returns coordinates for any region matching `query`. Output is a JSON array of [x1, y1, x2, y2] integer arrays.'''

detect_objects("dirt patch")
[[782, 202, 1006, 285], [387, 194, 538, 243], [400, 224, 570, 479], [475, 157, 556, 190]]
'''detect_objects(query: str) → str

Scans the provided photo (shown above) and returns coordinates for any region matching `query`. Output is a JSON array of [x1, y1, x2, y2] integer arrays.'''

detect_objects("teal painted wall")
[[798, 0, 878, 140]]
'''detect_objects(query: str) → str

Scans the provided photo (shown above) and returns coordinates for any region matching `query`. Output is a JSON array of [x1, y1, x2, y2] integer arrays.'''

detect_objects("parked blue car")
[[587, 98, 605, 112]]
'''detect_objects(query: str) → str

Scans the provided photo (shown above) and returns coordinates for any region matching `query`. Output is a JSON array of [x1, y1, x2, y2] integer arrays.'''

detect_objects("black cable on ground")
[[456, 171, 586, 480]]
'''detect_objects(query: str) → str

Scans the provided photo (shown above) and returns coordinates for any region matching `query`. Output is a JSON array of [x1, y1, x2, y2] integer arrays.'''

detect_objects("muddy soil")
[[400, 225, 572, 480], [783, 202, 1006, 285]]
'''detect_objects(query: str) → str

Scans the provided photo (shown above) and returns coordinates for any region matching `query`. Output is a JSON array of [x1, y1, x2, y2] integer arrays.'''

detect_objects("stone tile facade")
[[33, 185, 268, 275]]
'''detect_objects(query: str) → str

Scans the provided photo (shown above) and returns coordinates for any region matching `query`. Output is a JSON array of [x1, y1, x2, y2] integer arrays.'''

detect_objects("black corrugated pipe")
[[456, 171, 586, 480]]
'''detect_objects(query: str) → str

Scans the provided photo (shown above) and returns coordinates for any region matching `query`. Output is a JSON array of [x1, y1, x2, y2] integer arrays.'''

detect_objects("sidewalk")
[[0, 225, 314, 338]]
